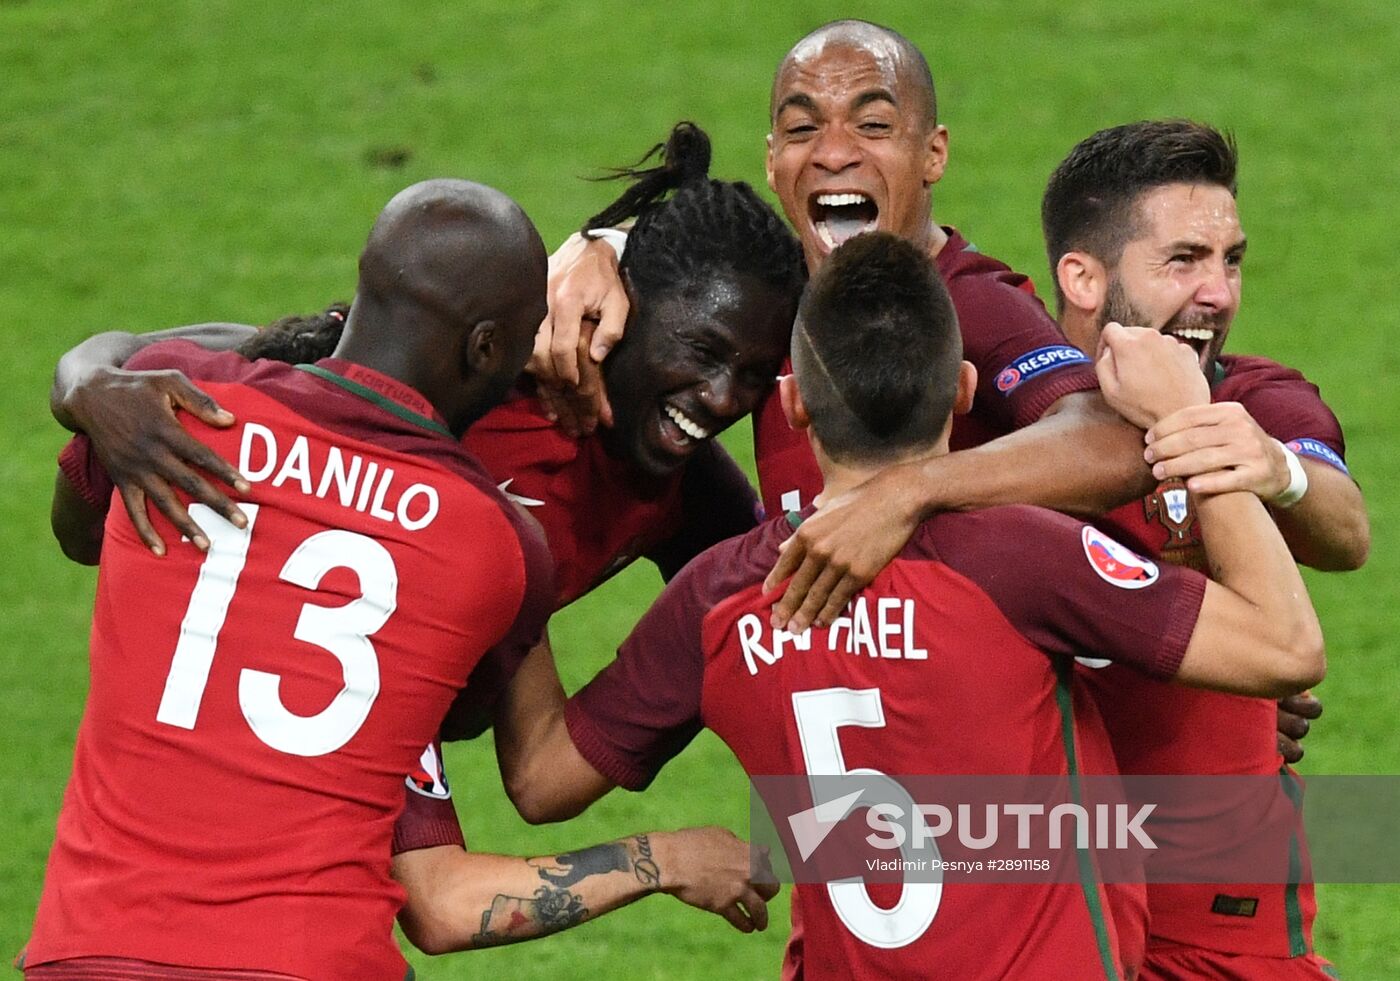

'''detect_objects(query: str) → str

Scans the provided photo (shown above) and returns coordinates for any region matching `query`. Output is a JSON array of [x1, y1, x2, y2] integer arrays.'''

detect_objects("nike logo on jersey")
[[498, 479, 544, 508]]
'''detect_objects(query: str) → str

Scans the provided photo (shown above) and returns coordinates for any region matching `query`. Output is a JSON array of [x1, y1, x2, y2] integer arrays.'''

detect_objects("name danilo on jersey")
[[238, 422, 440, 532]]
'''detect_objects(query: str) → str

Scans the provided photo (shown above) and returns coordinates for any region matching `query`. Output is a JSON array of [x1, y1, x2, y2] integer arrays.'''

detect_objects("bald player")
[[535, 19, 1153, 633], [23, 180, 560, 979]]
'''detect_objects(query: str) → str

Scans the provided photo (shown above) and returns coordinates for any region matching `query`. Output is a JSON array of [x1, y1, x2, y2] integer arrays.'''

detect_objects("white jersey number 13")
[[155, 504, 397, 757]]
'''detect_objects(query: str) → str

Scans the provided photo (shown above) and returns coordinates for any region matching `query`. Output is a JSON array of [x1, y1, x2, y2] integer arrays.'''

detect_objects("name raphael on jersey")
[[239, 422, 441, 532], [736, 597, 925, 676]]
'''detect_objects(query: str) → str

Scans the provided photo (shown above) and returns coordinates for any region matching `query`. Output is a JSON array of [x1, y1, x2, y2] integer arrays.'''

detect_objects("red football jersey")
[[385, 390, 763, 853], [753, 228, 1099, 514], [567, 505, 1207, 980], [1083, 354, 1350, 958], [28, 343, 553, 979]]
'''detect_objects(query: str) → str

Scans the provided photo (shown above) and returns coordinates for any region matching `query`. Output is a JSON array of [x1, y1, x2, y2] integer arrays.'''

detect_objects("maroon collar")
[[301, 359, 452, 435]]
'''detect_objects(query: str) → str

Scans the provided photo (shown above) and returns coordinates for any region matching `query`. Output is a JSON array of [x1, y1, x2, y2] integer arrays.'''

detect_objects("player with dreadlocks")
[[47, 121, 805, 954]]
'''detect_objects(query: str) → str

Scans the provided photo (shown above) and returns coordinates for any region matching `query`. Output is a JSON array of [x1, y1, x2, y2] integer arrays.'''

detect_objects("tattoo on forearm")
[[633, 833, 661, 889], [469, 838, 666, 946], [533, 842, 631, 887], [471, 886, 589, 947]]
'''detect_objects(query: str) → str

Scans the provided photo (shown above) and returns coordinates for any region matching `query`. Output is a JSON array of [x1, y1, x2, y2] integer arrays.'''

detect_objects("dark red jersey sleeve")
[[392, 790, 465, 854], [1220, 356, 1349, 475], [647, 440, 762, 581], [564, 545, 719, 790], [57, 434, 113, 511], [953, 276, 1100, 431], [124, 338, 263, 379], [753, 363, 824, 515], [392, 741, 467, 855], [926, 506, 1207, 680]]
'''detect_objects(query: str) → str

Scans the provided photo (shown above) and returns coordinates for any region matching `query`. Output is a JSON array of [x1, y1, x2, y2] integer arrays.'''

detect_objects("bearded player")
[[1043, 120, 1367, 980], [492, 233, 1327, 980]]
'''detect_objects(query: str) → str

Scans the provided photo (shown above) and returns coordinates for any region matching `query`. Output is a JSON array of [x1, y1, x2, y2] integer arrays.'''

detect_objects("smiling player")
[[42, 124, 804, 956], [537, 20, 1157, 634], [50, 122, 802, 610], [1044, 120, 1367, 981], [497, 233, 1327, 981]]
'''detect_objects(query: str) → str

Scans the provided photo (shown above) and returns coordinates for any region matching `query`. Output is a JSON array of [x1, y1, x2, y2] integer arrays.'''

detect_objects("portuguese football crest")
[[1143, 477, 1204, 568]]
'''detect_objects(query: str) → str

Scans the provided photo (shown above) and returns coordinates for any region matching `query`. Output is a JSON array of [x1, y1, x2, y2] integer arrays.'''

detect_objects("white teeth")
[[1169, 327, 1214, 341], [665, 404, 709, 441], [816, 192, 871, 207]]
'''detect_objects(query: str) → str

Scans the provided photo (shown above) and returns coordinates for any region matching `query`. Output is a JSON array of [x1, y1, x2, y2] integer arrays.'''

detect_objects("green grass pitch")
[[2, 1, 1397, 976]]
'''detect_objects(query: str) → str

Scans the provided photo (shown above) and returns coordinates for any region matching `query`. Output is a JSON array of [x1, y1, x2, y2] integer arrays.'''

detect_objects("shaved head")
[[772, 19, 937, 128], [339, 179, 548, 434], [358, 178, 546, 326]]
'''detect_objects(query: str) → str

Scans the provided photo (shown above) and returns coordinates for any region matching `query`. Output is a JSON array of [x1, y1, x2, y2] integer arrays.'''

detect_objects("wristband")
[[1271, 440, 1309, 508], [584, 227, 629, 261]]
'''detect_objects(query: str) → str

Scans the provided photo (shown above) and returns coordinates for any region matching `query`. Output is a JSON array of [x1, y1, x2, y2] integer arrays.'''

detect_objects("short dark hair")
[[1041, 120, 1238, 306], [794, 232, 960, 465], [585, 121, 804, 307]]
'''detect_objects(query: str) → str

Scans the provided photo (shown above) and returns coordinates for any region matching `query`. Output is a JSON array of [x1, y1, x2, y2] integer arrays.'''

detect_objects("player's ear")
[[462, 319, 501, 376], [764, 132, 777, 194], [922, 124, 949, 187], [1057, 251, 1106, 319], [778, 373, 809, 430], [953, 360, 977, 415]]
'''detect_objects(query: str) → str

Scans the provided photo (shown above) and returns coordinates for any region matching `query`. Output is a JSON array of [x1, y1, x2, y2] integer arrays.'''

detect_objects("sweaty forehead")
[[771, 35, 912, 117], [1134, 183, 1243, 247], [647, 274, 791, 346]]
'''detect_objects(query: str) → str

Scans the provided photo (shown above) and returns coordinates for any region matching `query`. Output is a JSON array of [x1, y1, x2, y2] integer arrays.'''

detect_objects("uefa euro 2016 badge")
[[1081, 525, 1160, 589]]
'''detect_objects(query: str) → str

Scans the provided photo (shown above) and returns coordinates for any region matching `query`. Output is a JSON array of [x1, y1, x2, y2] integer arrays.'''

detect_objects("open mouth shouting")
[[1162, 321, 1224, 370], [810, 191, 879, 252]]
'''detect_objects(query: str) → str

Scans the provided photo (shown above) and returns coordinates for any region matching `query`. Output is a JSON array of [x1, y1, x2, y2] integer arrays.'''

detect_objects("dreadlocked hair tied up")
[[583, 121, 804, 304]]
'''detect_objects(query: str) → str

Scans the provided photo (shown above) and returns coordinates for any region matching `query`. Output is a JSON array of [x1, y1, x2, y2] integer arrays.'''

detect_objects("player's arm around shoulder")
[[764, 350, 1154, 635], [51, 325, 257, 556], [1097, 324, 1325, 696], [1177, 488, 1326, 697], [529, 231, 630, 435], [1143, 399, 1369, 571]]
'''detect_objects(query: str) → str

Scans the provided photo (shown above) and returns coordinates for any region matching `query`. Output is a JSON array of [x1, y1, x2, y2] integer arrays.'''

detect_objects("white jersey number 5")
[[792, 687, 943, 949], [155, 504, 397, 757]]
